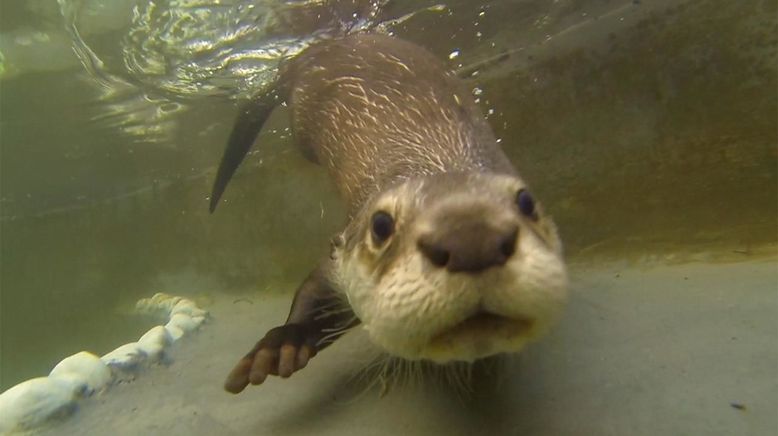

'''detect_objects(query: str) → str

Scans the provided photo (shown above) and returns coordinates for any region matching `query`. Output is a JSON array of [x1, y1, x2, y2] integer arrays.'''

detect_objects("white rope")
[[0, 293, 208, 434]]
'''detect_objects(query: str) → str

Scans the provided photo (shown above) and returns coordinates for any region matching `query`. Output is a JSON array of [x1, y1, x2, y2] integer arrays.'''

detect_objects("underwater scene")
[[0, 0, 776, 434]]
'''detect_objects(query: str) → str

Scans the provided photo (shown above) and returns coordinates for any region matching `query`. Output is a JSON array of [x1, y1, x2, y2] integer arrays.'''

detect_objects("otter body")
[[287, 35, 515, 210], [212, 34, 567, 394]]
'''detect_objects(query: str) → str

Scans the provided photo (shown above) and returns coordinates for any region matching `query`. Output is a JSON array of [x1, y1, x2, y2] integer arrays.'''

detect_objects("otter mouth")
[[428, 312, 534, 350]]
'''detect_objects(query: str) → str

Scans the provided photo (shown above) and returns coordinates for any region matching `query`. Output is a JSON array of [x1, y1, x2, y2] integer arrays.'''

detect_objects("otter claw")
[[278, 344, 297, 378], [224, 356, 253, 393], [296, 345, 312, 370], [249, 348, 276, 384]]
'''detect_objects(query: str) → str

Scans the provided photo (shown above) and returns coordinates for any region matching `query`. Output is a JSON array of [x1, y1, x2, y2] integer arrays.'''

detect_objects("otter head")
[[330, 172, 567, 363]]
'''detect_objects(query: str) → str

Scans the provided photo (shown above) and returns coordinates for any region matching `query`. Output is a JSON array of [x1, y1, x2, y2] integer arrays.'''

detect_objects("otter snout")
[[338, 174, 567, 363], [417, 213, 518, 273]]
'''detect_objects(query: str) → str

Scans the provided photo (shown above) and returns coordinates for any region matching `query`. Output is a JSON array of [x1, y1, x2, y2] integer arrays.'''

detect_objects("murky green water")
[[1, 0, 775, 402]]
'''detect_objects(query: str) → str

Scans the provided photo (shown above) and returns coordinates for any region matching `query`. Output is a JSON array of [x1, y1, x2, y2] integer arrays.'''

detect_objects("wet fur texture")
[[331, 173, 566, 362], [214, 34, 567, 391]]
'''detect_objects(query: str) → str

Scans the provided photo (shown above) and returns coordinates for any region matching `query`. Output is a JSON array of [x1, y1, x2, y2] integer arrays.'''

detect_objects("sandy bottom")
[[39, 259, 776, 436]]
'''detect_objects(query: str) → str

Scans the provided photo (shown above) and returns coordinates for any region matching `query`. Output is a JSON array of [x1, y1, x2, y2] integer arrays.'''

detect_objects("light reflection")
[[58, 0, 415, 143]]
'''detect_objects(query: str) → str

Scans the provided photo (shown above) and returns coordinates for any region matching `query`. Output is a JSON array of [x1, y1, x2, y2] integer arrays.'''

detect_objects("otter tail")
[[209, 85, 288, 213]]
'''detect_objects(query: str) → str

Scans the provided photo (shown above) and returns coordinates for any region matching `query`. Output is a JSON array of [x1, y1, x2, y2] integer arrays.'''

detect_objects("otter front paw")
[[224, 324, 317, 393]]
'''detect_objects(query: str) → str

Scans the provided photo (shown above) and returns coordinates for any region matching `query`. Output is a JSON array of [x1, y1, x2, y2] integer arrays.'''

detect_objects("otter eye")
[[516, 189, 536, 218], [370, 211, 395, 245]]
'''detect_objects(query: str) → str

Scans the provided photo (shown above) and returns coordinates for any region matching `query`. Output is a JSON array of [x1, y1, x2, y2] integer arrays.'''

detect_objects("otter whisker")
[[313, 306, 354, 321], [315, 317, 359, 348]]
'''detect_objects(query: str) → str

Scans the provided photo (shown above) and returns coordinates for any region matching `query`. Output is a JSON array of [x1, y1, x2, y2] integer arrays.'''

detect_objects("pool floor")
[[39, 258, 777, 436]]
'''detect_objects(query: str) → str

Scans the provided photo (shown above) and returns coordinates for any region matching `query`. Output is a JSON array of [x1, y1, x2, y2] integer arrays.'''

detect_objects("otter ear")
[[330, 233, 346, 260]]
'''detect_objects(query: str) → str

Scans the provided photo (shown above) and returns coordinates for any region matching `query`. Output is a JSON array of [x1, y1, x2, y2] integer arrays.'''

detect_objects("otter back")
[[286, 34, 515, 211], [209, 34, 514, 214]]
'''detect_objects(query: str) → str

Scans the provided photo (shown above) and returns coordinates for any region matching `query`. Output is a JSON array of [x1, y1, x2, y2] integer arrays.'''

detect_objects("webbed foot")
[[224, 324, 317, 393]]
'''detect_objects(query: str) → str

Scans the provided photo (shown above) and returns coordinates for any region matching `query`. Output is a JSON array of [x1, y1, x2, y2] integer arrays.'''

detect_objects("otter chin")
[[418, 312, 533, 364]]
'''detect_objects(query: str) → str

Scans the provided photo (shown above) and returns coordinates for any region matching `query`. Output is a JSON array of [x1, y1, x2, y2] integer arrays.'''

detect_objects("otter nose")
[[417, 223, 518, 273]]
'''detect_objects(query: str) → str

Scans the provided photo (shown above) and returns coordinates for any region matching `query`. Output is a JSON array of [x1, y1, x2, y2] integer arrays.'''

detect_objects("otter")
[[210, 34, 567, 394]]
